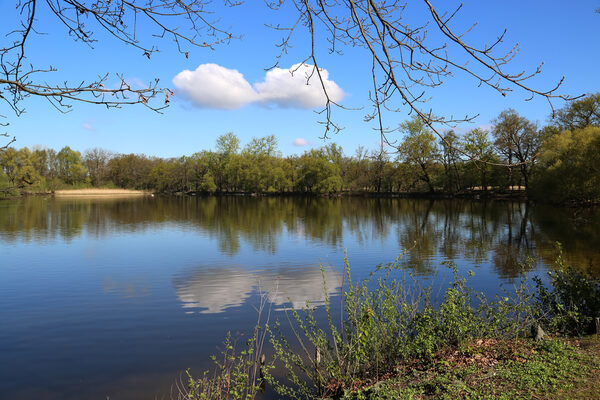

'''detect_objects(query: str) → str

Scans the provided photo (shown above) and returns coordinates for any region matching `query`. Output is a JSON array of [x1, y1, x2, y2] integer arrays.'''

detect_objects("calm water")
[[1, 196, 599, 399]]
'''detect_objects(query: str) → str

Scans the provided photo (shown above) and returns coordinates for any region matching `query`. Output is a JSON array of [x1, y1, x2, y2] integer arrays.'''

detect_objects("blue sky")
[[2, 1, 599, 158]]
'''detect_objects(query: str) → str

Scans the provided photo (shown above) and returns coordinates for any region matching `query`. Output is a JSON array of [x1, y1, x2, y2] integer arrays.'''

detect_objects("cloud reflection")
[[173, 265, 342, 314]]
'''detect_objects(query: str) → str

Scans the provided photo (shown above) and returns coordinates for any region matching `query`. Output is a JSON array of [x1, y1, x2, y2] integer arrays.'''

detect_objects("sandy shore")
[[54, 188, 151, 197]]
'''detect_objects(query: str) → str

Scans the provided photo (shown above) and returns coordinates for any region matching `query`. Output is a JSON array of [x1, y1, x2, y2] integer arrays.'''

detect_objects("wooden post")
[[315, 347, 321, 396], [595, 317, 600, 336]]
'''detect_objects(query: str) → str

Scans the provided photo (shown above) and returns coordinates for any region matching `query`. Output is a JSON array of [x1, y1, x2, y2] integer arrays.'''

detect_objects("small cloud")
[[293, 138, 308, 146], [173, 63, 345, 110], [82, 123, 94, 131]]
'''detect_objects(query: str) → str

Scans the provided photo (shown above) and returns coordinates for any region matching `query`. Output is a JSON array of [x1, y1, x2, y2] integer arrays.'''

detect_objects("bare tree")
[[1, 0, 239, 150], [84, 147, 113, 186], [492, 109, 540, 189]]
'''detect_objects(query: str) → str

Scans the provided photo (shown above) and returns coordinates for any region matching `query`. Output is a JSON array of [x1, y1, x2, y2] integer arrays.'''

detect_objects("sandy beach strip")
[[54, 188, 151, 197]]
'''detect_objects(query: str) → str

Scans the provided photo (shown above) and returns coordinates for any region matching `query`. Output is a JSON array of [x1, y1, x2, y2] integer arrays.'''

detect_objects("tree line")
[[1, 94, 599, 203]]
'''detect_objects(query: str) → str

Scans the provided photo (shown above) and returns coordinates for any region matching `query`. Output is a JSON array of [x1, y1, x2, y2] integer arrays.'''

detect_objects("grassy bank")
[[179, 252, 600, 400], [334, 335, 600, 400]]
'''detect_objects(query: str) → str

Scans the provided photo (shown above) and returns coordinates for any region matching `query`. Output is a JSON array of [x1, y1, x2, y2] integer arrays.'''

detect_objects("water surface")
[[1, 196, 599, 399]]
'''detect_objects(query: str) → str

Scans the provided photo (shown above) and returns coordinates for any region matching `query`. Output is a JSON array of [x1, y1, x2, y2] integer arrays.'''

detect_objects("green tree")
[[0, 148, 19, 186], [554, 93, 600, 131], [243, 135, 279, 158], [0, 147, 43, 189], [462, 128, 495, 193], [440, 130, 462, 192], [214, 132, 240, 191], [108, 153, 155, 189], [151, 161, 178, 192], [56, 146, 88, 185], [31, 147, 50, 179], [398, 116, 440, 193], [297, 148, 342, 194], [216, 132, 240, 156], [16, 148, 42, 187], [200, 173, 217, 193], [532, 126, 600, 203], [189, 151, 212, 192]]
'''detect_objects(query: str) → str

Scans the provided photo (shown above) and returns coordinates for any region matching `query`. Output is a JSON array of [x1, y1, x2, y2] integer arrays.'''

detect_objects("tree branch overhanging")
[[266, 0, 581, 167], [1, 0, 240, 149]]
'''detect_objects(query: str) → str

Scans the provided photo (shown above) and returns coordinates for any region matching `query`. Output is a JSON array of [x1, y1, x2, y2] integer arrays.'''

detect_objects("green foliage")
[[201, 173, 217, 193], [398, 116, 440, 193], [296, 148, 343, 194], [497, 339, 592, 397], [554, 93, 600, 131], [3, 107, 600, 202], [531, 126, 600, 203], [462, 128, 496, 191], [0, 147, 43, 189], [108, 153, 156, 189], [338, 338, 596, 400], [534, 246, 600, 335], [265, 257, 535, 399], [57, 146, 89, 185], [182, 332, 267, 400], [216, 132, 241, 156]]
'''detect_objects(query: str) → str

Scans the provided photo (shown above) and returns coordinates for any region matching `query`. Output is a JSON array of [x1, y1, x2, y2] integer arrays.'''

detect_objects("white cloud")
[[82, 123, 94, 131], [173, 63, 345, 110], [256, 63, 345, 108], [172, 64, 258, 110], [293, 138, 308, 146]]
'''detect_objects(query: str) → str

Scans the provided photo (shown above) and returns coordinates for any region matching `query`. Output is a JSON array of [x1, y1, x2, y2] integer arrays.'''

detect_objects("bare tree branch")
[[265, 0, 580, 166], [1, 0, 240, 149]]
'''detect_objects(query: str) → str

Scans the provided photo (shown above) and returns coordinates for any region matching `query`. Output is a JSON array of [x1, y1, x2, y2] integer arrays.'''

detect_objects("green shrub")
[[265, 257, 532, 399], [534, 247, 600, 335]]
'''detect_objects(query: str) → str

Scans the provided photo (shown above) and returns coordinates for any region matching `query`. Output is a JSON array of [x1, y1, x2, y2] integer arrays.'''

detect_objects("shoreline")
[[54, 188, 151, 198], [3, 188, 597, 207]]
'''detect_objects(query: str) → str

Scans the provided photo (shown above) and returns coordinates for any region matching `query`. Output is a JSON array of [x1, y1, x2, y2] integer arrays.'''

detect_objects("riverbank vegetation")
[[179, 253, 600, 400], [1, 94, 599, 203]]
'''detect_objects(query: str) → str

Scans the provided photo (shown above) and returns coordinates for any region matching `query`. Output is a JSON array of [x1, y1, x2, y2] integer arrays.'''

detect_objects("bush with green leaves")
[[264, 257, 536, 399], [534, 248, 600, 335]]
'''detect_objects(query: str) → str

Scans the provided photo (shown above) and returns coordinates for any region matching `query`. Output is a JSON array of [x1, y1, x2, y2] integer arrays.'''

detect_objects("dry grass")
[[54, 188, 150, 197]]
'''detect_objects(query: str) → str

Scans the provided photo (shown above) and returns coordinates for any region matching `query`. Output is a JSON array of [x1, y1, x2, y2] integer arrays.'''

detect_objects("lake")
[[1, 196, 599, 399]]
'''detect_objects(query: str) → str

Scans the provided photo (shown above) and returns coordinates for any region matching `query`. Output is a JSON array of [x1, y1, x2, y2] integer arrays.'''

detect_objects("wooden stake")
[[315, 347, 322, 396]]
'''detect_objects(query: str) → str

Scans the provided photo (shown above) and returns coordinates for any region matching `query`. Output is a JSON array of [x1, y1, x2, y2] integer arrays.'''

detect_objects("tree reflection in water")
[[1, 196, 599, 278]]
